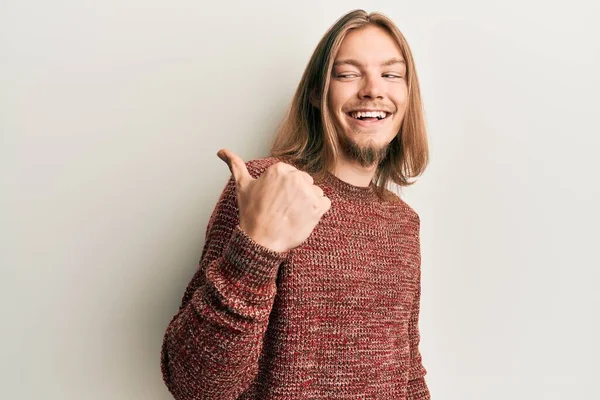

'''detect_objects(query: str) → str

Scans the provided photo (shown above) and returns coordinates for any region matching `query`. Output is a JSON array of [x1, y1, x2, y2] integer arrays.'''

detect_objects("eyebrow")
[[333, 57, 406, 67]]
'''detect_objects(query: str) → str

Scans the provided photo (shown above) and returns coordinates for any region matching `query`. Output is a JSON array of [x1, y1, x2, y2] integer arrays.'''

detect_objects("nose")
[[358, 73, 384, 99]]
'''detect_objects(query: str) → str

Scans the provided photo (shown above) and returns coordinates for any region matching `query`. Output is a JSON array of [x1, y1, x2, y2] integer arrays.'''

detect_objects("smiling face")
[[327, 25, 408, 168]]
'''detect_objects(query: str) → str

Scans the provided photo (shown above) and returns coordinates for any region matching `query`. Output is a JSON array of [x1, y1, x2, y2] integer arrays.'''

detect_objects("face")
[[327, 25, 408, 168]]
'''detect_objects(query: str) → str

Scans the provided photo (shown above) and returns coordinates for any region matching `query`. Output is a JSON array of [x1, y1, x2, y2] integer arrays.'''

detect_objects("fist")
[[217, 149, 331, 253]]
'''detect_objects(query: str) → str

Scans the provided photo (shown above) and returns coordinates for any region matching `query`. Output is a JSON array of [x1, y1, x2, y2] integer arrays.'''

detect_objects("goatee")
[[338, 132, 390, 168]]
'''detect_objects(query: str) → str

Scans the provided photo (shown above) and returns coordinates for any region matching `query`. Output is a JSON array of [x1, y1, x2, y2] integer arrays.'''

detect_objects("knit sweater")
[[160, 156, 431, 399]]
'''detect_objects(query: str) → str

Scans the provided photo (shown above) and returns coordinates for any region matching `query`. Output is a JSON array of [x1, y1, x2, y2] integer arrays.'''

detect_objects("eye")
[[383, 74, 403, 79], [337, 74, 359, 78]]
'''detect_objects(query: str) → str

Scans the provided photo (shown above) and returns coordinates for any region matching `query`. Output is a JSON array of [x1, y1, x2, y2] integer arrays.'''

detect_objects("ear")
[[309, 88, 321, 109]]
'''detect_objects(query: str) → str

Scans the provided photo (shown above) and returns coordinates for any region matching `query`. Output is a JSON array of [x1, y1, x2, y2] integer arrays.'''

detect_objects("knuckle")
[[266, 163, 279, 174], [267, 162, 282, 172], [291, 171, 304, 184], [303, 172, 314, 184]]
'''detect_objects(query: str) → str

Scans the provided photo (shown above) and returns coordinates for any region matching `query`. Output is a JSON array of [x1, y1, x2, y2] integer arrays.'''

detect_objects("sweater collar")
[[320, 169, 380, 203], [271, 156, 381, 203]]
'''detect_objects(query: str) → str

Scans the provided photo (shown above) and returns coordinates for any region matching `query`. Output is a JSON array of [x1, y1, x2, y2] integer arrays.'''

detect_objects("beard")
[[337, 129, 391, 168]]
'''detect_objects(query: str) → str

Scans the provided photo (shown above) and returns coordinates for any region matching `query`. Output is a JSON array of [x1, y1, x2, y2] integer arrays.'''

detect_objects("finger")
[[319, 195, 332, 215], [217, 148, 253, 190], [301, 171, 314, 185], [312, 185, 324, 198], [288, 169, 314, 185], [268, 161, 300, 175]]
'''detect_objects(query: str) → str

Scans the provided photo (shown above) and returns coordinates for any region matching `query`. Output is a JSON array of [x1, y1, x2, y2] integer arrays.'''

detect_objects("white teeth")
[[350, 111, 387, 119]]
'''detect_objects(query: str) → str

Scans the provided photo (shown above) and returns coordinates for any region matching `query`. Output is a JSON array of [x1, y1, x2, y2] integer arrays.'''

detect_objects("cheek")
[[392, 85, 409, 106], [328, 83, 355, 109]]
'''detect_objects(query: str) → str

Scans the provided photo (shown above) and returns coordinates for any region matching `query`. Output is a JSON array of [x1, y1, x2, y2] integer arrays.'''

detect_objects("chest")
[[277, 203, 421, 318]]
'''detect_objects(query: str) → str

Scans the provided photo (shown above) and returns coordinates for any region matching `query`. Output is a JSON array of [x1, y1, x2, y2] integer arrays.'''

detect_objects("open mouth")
[[345, 110, 391, 122]]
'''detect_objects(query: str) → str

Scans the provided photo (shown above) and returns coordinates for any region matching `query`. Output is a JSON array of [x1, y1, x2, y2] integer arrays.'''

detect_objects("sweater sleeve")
[[160, 173, 289, 400], [406, 215, 431, 400], [406, 276, 431, 399]]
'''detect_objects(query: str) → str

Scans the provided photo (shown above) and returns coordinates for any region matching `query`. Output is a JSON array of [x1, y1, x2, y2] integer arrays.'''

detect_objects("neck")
[[330, 151, 378, 187]]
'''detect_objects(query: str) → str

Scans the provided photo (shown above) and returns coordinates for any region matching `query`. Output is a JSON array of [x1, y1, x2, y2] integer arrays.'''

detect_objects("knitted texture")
[[160, 156, 431, 399]]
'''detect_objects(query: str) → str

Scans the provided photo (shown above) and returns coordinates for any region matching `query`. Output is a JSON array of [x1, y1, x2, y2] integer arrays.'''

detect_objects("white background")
[[1, 0, 599, 399]]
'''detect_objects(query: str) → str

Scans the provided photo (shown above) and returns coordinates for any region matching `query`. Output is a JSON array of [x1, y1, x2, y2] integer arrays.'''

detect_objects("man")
[[161, 9, 431, 399]]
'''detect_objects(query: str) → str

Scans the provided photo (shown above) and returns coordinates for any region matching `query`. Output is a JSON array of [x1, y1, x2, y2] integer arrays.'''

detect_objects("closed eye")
[[337, 74, 403, 79]]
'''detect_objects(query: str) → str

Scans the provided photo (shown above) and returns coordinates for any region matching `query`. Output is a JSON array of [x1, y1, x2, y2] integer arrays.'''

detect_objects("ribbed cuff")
[[220, 224, 289, 298]]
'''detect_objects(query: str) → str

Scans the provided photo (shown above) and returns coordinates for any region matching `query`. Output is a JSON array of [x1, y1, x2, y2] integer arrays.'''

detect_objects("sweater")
[[160, 156, 431, 399]]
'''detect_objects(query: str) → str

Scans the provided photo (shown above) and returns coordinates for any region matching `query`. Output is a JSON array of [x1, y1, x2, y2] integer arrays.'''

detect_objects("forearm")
[[161, 225, 288, 399]]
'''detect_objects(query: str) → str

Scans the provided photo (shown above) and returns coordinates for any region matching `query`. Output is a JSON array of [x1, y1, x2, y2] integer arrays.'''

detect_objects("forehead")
[[334, 25, 404, 64]]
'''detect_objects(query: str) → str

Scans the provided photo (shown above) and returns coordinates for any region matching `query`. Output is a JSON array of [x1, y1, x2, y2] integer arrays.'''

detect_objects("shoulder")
[[385, 190, 421, 226]]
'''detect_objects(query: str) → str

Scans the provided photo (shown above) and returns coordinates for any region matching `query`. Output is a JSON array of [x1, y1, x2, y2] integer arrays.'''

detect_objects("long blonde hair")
[[269, 9, 429, 201]]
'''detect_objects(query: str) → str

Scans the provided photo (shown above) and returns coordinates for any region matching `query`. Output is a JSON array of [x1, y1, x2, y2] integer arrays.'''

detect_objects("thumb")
[[217, 148, 253, 190]]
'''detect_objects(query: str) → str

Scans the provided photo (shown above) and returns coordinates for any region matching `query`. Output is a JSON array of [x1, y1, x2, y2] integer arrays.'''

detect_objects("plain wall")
[[1, 0, 599, 398]]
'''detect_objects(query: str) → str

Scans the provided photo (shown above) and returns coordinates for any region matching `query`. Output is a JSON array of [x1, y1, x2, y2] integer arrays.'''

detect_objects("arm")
[[160, 173, 289, 400], [406, 269, 431, 400], [406, 210, 431, 399]]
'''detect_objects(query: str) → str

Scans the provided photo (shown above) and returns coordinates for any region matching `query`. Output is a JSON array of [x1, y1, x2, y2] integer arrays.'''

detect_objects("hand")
[[217, 149, 331, 253]]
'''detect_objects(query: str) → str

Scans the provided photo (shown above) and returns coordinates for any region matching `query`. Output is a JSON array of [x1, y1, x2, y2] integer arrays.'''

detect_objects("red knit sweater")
[[160, 156, 431, 399]]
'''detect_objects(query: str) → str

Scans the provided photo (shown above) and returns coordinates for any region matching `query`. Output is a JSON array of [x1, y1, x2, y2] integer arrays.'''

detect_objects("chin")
[[339, 133, 390, 167]]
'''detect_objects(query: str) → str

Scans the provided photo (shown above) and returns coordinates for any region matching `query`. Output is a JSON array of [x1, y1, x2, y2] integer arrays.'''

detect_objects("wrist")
[[238, 224, 287, 253]]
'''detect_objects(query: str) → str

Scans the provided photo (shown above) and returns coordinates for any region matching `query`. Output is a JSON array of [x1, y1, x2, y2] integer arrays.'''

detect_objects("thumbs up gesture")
[[217, 149, 331, 253]]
